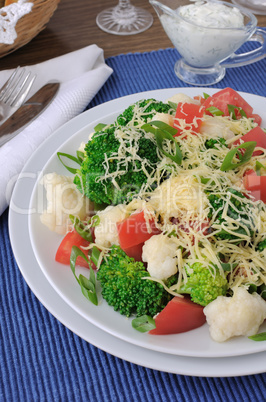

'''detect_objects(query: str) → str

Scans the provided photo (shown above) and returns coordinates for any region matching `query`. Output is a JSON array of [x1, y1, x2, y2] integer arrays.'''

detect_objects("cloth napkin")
[[0, 44, 113, 216]]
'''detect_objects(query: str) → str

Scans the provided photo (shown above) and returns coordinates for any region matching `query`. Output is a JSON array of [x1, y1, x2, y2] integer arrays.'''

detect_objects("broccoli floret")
[[205, 137, 227, 149], [116, 99, 172, 126], [97, 245, 175, 317], [74, 125, 160, 205], [179, 262, 228, 306], [208, 188, 254, 241]]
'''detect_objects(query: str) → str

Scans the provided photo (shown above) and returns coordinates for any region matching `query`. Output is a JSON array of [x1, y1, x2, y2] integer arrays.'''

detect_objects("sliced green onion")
[[91, 215, 100, 227], [76, 150, 85, 164], [57, 152, 82, 174], [148, 120, 178, 136], [255, 161, 266, 176], [94, 123, 107, 132], [91, 246, 101, 267], [69, 215, 93, 242], [132, 315, 156, 332], [206, 106, 224, 116], [220, 262, 238, 272], [142, 121, 182, 165], [70, 246, 98, 305], [248, 332, 266, 341], [227, 105, 247, 120], [198, 176, 216, 187], [200, 177, 210, 184], [168, 101, 178, 109], [220, 141, 257, 171], [203, 92, 210, 99]]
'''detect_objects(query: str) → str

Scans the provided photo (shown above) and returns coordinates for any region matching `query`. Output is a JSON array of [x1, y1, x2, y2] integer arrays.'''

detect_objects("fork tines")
[[0, 66, 36, 108]]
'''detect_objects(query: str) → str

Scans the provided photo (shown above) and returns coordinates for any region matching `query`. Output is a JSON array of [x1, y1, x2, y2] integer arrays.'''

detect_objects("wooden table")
[[0, 0, 265, 69]]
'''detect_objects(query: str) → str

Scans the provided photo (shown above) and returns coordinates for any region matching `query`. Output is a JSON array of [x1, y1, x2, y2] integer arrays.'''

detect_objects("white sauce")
[[160, 1, 249, 67], [179, 1, 244, 28]]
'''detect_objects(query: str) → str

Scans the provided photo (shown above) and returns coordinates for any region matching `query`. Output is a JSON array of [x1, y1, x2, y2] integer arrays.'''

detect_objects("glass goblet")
[[96, 0, 153, 35]]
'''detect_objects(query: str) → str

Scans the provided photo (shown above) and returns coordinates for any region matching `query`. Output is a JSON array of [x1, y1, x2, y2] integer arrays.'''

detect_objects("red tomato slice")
[[250, 114, 262, 126], [193, 95, 205, 105], [173, 103, 205, 135], [204, 88, 253, 117], [149, 296, 206, 335], [55, 230, 92, 268], [122, 242, 144, 262], [243, 175, 266, 203], [117, 211, 161, 250], [244, 169, 256, 177], [234, 126, 266, 156]]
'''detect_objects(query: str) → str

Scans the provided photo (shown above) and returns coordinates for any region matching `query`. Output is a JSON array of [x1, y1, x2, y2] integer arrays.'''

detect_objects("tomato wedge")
[[117, 211, 161, 250], [204, 88, 254, 118], [244, 169, 256, 177], [174, 103, 205, 135], [250, 113, 262, 126], [122, 243, 144, 262], [149, 296, 206, 335], [55, 230, 93, 268], [243, 174, 266, 203], [234, 126, 266, 156]]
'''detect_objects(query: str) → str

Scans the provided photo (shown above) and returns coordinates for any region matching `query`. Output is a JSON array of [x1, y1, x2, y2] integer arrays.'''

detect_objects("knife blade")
[[0, 82, 60, 147]]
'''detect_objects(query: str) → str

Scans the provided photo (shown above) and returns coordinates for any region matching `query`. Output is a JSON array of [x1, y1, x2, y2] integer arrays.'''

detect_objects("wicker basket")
[[0, 0, 60, 58]]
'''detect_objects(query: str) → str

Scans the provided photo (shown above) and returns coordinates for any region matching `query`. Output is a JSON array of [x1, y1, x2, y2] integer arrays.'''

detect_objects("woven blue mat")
[[0, 43, 266, 401]]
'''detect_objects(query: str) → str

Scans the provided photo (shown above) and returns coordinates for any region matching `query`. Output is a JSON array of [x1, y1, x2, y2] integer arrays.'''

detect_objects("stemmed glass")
[[96, 1, 153, 35]]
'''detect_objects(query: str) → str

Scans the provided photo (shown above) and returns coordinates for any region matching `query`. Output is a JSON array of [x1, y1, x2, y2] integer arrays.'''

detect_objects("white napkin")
[[0, 44, 113, 216]]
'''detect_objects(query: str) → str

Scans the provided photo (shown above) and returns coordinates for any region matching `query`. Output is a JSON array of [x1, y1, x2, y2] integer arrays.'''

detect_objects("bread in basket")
[[0, 0, 60, 58]]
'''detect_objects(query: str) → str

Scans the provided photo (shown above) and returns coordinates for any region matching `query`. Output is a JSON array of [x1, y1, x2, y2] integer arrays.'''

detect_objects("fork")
[[0, 67, 36, 124]]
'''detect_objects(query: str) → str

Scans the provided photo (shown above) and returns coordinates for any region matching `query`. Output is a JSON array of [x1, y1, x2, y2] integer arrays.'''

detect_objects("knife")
[[0, 82, 60, 147]]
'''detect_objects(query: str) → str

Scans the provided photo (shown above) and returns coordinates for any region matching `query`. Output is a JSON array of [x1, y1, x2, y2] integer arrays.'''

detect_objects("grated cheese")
[[92, 96, 266, 296]]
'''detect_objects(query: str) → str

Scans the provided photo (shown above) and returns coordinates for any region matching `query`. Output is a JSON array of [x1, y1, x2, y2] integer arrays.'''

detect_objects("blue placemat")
[[1, 44, 266, 401]]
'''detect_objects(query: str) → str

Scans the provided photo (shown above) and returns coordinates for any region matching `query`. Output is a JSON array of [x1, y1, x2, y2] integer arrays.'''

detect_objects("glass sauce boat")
[[149, 0, 266, 85]]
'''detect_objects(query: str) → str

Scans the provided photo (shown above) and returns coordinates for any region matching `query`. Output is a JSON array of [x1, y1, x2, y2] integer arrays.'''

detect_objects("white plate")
[[9, 88, 266, 376], [22, 89, 266, 359]]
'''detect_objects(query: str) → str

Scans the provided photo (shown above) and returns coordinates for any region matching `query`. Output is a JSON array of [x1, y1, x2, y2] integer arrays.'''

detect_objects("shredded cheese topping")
[[93, 97, 266, 294]]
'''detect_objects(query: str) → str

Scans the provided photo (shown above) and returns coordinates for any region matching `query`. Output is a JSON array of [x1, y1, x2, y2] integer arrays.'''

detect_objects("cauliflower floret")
[[166, 93, 200, 105], [204, 287, 266, 342], [40, 173, 88, 235], [149, 174, 208, 226], [200, 115, 235, 140], [94, 204, 128, 248], [78, 132, 93, 153], [142, 233, 178, 280], [78, 141, 86, 153]]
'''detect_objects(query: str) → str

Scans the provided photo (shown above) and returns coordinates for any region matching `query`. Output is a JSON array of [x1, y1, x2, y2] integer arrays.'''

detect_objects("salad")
[[40, 87, 266, 343]]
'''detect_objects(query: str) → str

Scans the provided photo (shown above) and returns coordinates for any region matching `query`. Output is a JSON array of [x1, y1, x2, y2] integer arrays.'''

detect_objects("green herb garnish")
[[248, 332, 266, 342], [70, 246, 98, 305], [206, 106, 224, 116], [132, 315, 156, 332], [57, 151, 83, 174], [227, 105, 247, 120], [255, 161, 266, 176], [69, 215, 93, 242], [168, 101, 178, 110], [94, 123, 107, 132], [220, 141, 257, 171], [91, 246, 101, 267], [142, 121, 182, 165]]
